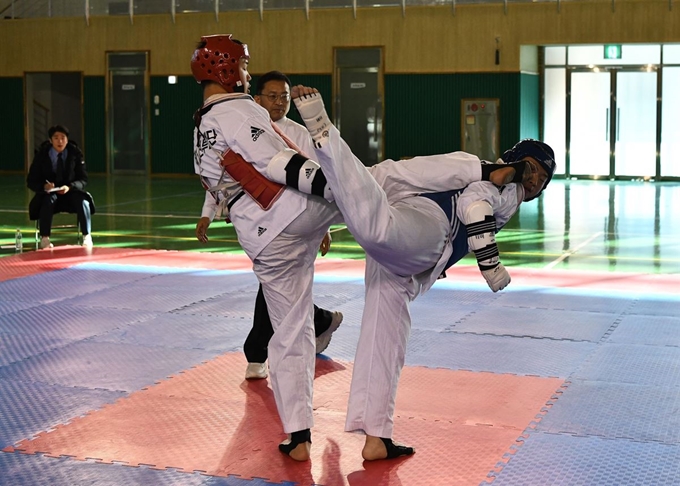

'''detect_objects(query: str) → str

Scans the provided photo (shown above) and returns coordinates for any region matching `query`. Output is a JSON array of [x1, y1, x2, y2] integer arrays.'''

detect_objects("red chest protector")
[[219, 149, 284, 210], [195, 95, 285, 211]]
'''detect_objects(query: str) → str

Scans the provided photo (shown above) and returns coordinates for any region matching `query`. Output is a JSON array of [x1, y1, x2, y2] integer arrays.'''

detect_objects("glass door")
[[569, 71, 611, 177], [615, 70, 657, 177], [569, 68, 659, 178], [660, 67, 680, 177]]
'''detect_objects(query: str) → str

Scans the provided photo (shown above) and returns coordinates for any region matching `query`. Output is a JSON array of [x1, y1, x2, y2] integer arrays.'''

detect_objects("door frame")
[[333, 47, 385, 166], [105, 51, 150, 175], [566, 65, 660, 180]]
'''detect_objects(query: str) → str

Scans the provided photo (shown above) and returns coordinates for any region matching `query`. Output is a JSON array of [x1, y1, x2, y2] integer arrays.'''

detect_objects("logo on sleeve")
[[257, 227, 267, 236], [251, 126, 265, 142]]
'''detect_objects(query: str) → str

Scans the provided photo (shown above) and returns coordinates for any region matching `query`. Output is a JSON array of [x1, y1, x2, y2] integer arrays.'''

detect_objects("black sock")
[[279, 429, 311, 455], [380, 437, 415, 459], [481, 161, 528, 184]]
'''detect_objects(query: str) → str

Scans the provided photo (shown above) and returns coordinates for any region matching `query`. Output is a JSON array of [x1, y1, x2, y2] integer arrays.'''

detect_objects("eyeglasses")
[[262, 93, 290, 103]]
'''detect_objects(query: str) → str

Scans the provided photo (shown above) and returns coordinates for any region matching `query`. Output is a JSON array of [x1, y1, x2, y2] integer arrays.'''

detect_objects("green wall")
[[3, 72, 538, 176], [0, 77, 25, 172], [384, 73, 533, 161], [148, 74, 334, 175], [149, 76, 202, 175]]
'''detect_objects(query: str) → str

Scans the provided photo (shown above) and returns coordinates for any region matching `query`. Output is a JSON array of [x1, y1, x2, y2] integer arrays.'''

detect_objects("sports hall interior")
[[1, 1, 679, 485]]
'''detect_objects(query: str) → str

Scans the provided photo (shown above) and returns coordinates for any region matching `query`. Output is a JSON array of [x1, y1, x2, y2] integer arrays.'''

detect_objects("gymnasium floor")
[[1, 175, 679, 485]]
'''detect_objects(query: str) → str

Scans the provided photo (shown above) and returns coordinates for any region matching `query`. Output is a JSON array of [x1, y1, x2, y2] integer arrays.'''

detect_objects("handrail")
[[3, 0, 665, 21]]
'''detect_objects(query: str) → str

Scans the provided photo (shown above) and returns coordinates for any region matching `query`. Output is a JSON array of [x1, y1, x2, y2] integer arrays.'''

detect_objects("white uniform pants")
[[253, 196, 341, 434], [311, 124, 479, 438]]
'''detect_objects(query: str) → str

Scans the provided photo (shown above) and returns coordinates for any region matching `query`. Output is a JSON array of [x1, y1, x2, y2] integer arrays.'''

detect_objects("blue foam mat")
[[572, 342, 680, 386], [0, 271, 114, 304], [0, 340, 217, 392], [490, 432, 680, 486], [90, 313, 252, 353], [452, 306, 617, 342], [0, 332, 73, 368], [0, 304, 160, 341], [608, 314, 680, 346], [173, 289, 261, 319], [0, 301, 40, 317], [54, 282, 231, 313], [492, 286, 636, 314], [2, 260, 680, 485], [535, 380, 680, 444], [627, 297, 680, 317], [0, 452, 210, 486], [0, 378, 124, 449], [405, 329, 598, 377]]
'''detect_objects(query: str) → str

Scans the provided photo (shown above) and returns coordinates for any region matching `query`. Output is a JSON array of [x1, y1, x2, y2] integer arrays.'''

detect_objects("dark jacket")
[[27, 140, 95, 220]]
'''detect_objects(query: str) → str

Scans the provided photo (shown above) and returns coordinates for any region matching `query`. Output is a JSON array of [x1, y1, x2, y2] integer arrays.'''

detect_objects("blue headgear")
[[501, 139, 556, 201]]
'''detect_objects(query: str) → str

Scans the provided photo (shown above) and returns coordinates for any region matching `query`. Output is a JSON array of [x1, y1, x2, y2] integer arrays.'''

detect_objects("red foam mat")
[[0, 247, 365, 282], [6, 352, 563, 485], [3, 247, 679, 297]]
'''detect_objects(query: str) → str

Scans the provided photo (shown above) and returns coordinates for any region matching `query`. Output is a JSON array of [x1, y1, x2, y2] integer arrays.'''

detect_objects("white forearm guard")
[[463, 200, 511, 292], [266, 148, 334, 201]]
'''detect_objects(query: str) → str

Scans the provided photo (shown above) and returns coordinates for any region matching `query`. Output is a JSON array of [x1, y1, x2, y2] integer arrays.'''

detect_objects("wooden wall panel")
[[1, 1, 678, 77]]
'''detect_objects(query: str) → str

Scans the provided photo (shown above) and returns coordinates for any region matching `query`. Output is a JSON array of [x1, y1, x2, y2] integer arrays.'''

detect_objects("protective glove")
[[481, 262, 511, 292]]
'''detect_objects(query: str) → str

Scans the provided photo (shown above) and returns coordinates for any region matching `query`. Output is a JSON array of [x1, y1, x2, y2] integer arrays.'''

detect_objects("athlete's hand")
[[481, 263, 511, 292], [319, 232, 332, 256], [291, 85, 319, 100], [196, 217, 211, 243]]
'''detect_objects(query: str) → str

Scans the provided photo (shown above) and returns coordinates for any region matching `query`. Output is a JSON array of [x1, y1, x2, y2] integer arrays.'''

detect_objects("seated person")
[[27, 125, 95, 249]]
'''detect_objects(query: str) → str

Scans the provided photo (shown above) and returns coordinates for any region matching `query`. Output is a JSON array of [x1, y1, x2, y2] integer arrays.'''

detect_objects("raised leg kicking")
[[280, 85, 554, 461]]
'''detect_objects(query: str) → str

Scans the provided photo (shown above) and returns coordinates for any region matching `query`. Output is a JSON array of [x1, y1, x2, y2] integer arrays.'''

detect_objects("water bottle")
[[15, 229, 22, 252]]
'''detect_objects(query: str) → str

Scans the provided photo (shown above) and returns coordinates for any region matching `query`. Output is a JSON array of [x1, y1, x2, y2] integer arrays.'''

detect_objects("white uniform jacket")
[[368, 155, 524, 293], [194, 94, 309, 260], [274, 117, 316, 158], [418, 180, 525, 292]]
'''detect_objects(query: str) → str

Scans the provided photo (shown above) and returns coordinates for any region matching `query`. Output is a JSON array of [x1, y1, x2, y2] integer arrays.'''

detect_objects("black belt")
[[227, 191, 245, 210]]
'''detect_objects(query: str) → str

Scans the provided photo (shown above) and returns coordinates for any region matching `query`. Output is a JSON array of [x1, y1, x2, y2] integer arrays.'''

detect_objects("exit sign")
[[604, 44, 622, 59]]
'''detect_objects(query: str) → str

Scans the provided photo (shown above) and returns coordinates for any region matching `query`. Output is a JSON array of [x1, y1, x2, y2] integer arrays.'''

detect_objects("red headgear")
[[191, 34, 250, 93]]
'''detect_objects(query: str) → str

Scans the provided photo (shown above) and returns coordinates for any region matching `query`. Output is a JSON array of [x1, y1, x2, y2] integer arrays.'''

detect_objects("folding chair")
[[34, 213, 82, 249]]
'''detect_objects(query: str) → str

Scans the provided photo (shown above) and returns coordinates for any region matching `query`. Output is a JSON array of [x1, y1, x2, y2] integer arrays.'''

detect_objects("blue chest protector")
[[419, 189, 470, 275]]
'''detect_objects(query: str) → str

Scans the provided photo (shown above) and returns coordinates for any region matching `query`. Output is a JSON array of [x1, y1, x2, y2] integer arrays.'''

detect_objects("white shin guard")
[[293, 92, 332, 148], [267, 148, 334, 201]]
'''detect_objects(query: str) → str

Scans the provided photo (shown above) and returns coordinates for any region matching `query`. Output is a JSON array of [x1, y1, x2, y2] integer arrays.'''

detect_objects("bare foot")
[[362, 435, 415, 461], [287, 441, 311, 461], [279, 430, 312, 461]]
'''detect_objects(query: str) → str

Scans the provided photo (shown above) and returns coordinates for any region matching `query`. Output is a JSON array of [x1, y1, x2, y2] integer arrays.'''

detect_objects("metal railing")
[[4, 0, 669, 23]]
